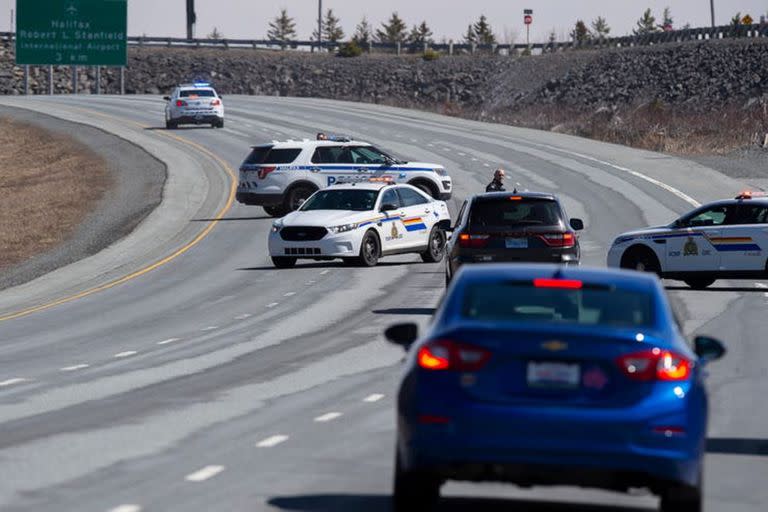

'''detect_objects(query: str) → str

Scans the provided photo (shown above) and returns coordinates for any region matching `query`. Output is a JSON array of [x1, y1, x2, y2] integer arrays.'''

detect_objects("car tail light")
[[533, 278, 583, 289], [539, 232, 576, 248], [258, 166, 277, 179], [617, 349, 692, 382], [651, 426, 687, 437], [458, 233, 490, 248], [176, 100, 187, 107], [417, 340, 491, 372], [211, 99, 221, 106], [418, 415, 451, 425]]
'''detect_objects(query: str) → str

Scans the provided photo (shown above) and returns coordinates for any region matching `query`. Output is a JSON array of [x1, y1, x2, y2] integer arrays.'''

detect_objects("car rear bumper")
[[450, 250, 580, 271], [171, 114, 222, 124]]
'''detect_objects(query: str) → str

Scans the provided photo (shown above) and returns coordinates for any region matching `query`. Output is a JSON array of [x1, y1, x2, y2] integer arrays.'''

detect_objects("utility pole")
[[317, 0, 323, 50], [710, 0, 715, 27], [186, 0, 196, 39]]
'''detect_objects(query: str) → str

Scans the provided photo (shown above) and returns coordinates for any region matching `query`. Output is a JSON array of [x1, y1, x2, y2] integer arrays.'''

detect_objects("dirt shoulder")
[[0, 106, 166, 291]]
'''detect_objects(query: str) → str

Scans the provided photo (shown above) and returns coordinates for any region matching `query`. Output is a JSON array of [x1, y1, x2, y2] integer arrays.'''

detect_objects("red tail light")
[[176, 100, 187, 107], [211, 99, 221, 106], [534, 278, 583, 289], [417, 340, 491, 372], [258, 166, 277, 179], [458, 233, 490, 248], [539, 232, 576, 248], [617, 349, 692, 382]]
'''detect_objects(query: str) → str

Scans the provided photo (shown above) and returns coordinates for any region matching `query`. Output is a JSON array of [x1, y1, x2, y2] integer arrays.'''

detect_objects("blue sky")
[[2, 1, 767, 43]]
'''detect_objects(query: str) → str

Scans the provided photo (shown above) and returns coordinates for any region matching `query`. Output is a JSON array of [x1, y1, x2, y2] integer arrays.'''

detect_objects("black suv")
[[445, 192, 584, 284]]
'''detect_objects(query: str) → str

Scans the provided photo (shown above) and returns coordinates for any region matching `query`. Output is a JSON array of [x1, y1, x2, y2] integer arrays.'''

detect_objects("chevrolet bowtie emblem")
[[542, 340, 568, 352]]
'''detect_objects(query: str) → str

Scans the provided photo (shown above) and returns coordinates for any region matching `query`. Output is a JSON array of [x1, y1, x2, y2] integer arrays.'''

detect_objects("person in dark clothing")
[[486, 168, 506, 192]]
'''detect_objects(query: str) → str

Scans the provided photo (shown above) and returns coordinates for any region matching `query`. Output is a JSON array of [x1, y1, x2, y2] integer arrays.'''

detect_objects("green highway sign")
[[16, 0, 127, 66]]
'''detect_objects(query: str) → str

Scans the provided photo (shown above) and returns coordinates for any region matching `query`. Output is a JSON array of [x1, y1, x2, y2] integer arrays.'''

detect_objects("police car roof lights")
[[736, 190, 768, 200]]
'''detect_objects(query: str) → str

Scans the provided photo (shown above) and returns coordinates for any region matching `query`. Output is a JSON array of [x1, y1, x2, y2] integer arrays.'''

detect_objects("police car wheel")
[[263, 205, 287, 218], [355, 231, 380, 267], [621, 247, 660, 275], [271, 256, 297, 269], [285, 185, 318, 212], [421, 228, 446, 263], [684, 278, 716, 290], [166, 120, 177, 130], [409, 180, 438, 199]]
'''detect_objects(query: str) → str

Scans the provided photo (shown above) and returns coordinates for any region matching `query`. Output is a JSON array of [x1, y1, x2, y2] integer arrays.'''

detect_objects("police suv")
[[237, 137, 453, 217], [163, 82, 224, 129], [608, 192, 768, 288], [268, 181, 451, 268]]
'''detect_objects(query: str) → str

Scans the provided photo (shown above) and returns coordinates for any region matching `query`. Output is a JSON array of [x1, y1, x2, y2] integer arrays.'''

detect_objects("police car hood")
[[616, 225, 671, 239], [282, 210, 373, 226]]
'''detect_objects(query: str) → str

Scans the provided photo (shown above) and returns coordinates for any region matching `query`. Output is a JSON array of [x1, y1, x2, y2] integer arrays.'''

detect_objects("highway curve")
[[0, 95, 765, 512]]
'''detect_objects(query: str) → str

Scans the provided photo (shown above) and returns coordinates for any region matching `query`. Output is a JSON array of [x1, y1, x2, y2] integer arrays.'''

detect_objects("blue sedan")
[[385, 264, 725, 512]]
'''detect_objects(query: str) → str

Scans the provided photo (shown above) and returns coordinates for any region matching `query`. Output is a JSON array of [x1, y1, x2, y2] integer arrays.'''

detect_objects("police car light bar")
[[327, 135, 353, 142], [736, 190, 768, 200]]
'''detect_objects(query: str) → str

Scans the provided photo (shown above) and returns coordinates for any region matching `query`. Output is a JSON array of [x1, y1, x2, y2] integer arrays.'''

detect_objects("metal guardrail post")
[[48, 65, 53, 95], [96, 66, 101, 95], [471, 43, 476, 54], [23, 65, 29, 95], [449, 41, 453, 56], [71, 66, 77, 94], [396, 42, 401, 56], [120, 67, 125, 95]]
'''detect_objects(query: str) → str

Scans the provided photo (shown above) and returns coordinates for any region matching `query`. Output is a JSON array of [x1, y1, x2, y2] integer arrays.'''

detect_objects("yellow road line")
[[0, 105, 238, 323]]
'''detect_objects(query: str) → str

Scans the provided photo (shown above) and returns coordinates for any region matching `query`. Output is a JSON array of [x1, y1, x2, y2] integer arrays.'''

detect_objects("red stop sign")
[[524, 15, 533, 25]]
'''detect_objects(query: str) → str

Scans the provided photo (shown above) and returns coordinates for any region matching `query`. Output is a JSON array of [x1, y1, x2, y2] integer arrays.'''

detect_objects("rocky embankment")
[[2, 38, 767, 153]]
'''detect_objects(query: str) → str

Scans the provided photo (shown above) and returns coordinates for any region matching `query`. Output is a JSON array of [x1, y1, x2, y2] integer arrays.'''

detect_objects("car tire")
[[421, 227, 446, 263], [284, 185, 318, 212], [660, 484, 702, 512], [271, 256, 297, 269], [392, 450, 440, 512], [166, 120, 177, 130], [408, 179, 439, 199], [621, 246, 661, 275], [263, 205, 287, 218], [684, 278, 716, 290], [353, 231, 380, 267]]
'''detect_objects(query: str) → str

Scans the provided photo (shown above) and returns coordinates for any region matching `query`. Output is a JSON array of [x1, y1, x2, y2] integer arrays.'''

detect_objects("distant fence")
[[3, 23, 767, 56]]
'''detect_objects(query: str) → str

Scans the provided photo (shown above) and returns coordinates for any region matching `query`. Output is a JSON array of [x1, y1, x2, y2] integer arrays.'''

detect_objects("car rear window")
[[244, 147, 302, 165], [179, 89, 216, 97], [470, 198, 563, 229], [461, 281, 655, 329]]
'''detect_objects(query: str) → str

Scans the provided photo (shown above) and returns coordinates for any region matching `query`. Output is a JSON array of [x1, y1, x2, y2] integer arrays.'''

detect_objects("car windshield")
[[461, 281, 655, 329], [470, 198, 563, 229], [300, 189, 379, 212], [179, 89, 216, 97]]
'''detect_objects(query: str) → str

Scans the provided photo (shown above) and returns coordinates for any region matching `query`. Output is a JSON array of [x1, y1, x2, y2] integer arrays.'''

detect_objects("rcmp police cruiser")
[[163, 82, 224, 129], [236, 135, 453, 217], [608, 191, 768, 289]]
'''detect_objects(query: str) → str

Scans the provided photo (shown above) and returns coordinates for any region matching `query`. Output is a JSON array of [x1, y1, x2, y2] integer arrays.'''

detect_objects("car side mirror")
[[381, 203, 398, 212], [385, 323, 419, 349], [163, 96, 171, 101], [694, 336, 726, 363], [570, 218, 584, 231]]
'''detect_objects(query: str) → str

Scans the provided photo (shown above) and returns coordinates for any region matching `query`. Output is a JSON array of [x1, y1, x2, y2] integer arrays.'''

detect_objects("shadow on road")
[[707, 437, 768, 456], [144, 126, 216, 131], [665, 286, 768, 293], [191, 216, 272, 222], [268, 494, 652, 512], [238, 261, 413, 271], [373, 307, 436, 316]]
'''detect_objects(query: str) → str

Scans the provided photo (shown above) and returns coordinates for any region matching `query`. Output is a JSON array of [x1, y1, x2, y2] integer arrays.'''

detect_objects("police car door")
[[311, 146, 371, 187], [349, 146, 396, 180], [666, 204, 727, 272], [395, 186, 434, 248], [718, 202, 768, 271], [377, 188, 408, 251]]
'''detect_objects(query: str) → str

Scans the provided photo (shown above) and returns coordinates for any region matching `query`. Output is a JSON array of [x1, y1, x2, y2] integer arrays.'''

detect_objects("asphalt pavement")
[[0, 95, 765, 512]]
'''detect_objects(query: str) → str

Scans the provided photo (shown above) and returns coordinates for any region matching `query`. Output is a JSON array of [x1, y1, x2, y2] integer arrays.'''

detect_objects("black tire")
[[660, 485, 702, 512], [166, 120, 177, 130], [392, 450, 440, 512], [342, 258, 358, 267], [409, 180, 439, 199], [271, 256, 297, 269], [621, 247, 661, 275], [284, 184, 318, 212], [421, 227, 446, 263], [354, 230, 380, 267], [263, 205, 287, 218], [213, 119, 224, 128], [684, 278, 716, 290]]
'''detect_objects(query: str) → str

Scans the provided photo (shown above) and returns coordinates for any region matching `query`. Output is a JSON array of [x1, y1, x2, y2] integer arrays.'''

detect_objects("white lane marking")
[[108, 505, 142, 512], [157, 337, 181, 345], [483, 163, 491, 167], [185, 465, 225, 482], [114, 351, 138, 359], [410, 138, 418, 143], [320, 269, 330, 275], [284, 292, 296, 297], [234, 314, 252, 320], [306, 280, 317, 285], [427, 143, 434, 147], [443, 148, 452, 152], [201, 326, 219, 331], [314, 412, 342, 423], [458, 152, 466, 156], [363, 393, 385, 403], [256, 435, 289, 448], [266, 302, 279, 308], [0, 378, 27, 387], [60, 364, 89, 372], [471, 157, 478, 161]]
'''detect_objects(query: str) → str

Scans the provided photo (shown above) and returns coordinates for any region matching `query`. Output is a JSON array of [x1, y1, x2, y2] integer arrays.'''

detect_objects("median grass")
[[0, 117, 111, 270]]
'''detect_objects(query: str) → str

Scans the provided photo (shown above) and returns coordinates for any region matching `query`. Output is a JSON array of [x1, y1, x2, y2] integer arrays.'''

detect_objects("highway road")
[[0, 95, 765, 512]]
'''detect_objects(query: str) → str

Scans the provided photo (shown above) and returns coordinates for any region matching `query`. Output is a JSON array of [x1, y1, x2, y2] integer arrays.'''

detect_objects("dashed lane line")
[[363, 393, 385, 403], [266, 302, 279, 308], [314, 412, 343, 423], [284, 292, 296, 297], [234, 314, 252, 320], [201, 326, 219, 331], [60, 364, 90, 372], [108, 505, 142, 512], [157, 337, 181, 345], [185, 465, 225, 482], [256, 435, 289, 448], [114, 351, 138, 359], [320, 270, 330, 275], [0, 378, 27, 388]]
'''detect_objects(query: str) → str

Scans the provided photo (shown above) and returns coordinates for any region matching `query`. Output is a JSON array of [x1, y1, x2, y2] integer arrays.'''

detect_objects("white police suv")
[[237, 137, 453, 217], [163, 82, 224, 129], [608, 192, 768, 288], [268, 181, 451, 268]]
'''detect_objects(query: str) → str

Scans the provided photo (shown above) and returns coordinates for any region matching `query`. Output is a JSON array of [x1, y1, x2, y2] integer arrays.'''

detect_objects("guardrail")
[[2, 23, 768, 56]]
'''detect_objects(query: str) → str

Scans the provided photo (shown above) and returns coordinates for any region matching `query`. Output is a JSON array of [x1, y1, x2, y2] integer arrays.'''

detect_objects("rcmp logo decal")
[[683, 237, 699, 256]]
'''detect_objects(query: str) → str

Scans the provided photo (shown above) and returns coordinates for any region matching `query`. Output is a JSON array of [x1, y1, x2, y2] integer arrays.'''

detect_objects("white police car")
[[268, 181, 451, 268], [608, 192, 768, 288], [163, 82, 224, 129], [237, 137, 453, 217]]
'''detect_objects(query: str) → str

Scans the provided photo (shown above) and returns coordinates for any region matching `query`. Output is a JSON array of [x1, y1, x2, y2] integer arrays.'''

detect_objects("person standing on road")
[[317, 132, 328, 141], [486, 168, 507, 192]]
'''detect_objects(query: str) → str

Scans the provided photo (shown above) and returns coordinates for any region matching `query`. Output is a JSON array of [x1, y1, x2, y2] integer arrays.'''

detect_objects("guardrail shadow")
[[707, 437, 768, 456], [267, 494, 652, 512], [665, 286, 767, 293]]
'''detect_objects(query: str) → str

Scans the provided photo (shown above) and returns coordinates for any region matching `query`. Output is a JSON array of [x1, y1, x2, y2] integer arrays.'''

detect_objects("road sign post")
[[524, 9, 533, 48]]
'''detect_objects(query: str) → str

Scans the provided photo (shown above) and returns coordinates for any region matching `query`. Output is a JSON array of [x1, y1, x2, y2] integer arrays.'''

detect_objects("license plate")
[[505, 238, 528, 249], [527, 362, 580, 389]]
